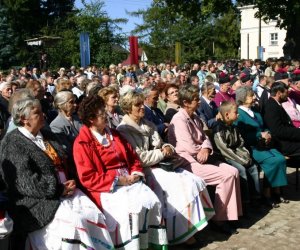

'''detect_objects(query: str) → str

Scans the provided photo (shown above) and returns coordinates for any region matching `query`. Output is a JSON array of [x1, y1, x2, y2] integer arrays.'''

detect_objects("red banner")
[[129, 36, 138, 65]]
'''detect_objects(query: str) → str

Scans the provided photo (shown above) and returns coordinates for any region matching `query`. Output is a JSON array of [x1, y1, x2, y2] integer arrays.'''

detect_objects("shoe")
[[261, 196, 280, 208], [273, 194, 289, 204], [278, 197, 290, 203], [210, 221, 239, 236]]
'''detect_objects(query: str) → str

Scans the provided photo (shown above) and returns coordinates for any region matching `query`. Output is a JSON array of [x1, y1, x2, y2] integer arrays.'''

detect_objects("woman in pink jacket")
[[168, 85, 243, 235]]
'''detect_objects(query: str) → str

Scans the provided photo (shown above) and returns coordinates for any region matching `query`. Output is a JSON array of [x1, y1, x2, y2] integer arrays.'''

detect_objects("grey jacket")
[[50, 113, 82, 152], [0, 128, 65, 233]]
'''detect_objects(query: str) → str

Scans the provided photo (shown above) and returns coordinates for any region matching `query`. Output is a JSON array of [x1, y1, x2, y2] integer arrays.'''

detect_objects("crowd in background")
[[0, 56, 299, 249]]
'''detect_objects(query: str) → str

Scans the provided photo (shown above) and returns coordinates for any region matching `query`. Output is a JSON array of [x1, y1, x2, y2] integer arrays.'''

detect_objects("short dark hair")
[[78, 95, 105, 127], [164, 83, 179, 96], [259, 75, 266, 82], [270, 81, 288, 97]]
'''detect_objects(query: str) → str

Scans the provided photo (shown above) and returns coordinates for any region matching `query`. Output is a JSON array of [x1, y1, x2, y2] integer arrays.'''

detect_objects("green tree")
[[0, 0, 131, 69], [75, 0, 128, 66], [1, 0, 76, 67], [150, 0, 300, 59], [130, 1, 240, 63], [213, 7, 240, 59], [0, 5, 17, 69]]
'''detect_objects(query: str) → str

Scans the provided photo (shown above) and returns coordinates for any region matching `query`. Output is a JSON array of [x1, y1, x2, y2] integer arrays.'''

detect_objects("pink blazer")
[[168, 108, 213, 163]]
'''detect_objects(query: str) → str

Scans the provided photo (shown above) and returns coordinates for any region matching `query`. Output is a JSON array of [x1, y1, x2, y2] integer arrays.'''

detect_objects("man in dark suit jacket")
[[196, 82, 219, 128], [264, 82, 300, 156], [136, 62, 147, 76], [143, 86, 168, 139]]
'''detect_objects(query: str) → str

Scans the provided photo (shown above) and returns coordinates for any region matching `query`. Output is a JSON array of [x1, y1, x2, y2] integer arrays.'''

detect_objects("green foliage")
[[74, 0, 128, 67], [213, 7, 240, 59], [0, 0, 128, 69], [164, 0, 233, 20], [130, 0, 240, 63], [238, 0, 300, 29], [0, 6, 17, 69]]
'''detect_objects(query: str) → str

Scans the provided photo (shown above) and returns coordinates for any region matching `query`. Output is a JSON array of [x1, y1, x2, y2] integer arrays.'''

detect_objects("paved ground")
[[171, 167, 300, 250], [0, 169, 298, 250]]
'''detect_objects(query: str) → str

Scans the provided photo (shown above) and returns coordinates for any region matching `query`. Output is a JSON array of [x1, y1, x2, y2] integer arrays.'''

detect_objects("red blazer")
[[73, 125, 143, 208]]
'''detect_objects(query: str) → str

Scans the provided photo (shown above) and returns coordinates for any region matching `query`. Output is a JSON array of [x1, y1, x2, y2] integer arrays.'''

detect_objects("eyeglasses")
[[133, 102, 144, 107], [167, 90, 178, 95]]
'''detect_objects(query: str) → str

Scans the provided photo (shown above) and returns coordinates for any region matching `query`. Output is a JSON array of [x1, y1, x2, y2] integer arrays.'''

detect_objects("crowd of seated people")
[[0, 57, 299, 249]]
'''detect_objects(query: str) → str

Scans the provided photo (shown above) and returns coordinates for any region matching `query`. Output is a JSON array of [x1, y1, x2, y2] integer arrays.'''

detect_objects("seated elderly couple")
[[1, 86, 241, 250]]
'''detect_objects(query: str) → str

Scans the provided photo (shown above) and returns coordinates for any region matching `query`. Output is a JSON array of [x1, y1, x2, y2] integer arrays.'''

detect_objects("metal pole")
[[247, 33, 249, 59], [258, 16, 261, 47], [258, 16, 261, 59]]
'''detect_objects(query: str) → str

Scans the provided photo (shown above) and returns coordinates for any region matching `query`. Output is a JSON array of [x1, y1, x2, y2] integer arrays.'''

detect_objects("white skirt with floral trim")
[[100, 181, 168, 250], [26, 189, 114, 250], [145, 167, 215, 245]]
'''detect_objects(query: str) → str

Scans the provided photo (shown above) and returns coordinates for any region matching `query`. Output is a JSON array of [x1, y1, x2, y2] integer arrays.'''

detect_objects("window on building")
[[270, 33, 278, 46]]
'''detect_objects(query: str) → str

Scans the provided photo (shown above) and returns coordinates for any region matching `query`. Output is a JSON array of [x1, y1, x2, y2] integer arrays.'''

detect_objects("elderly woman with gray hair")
[[0, 97, 113, 249], [2, 89, 33, 136], [235, 86, 288, 208], [50, 91, 82, 178]]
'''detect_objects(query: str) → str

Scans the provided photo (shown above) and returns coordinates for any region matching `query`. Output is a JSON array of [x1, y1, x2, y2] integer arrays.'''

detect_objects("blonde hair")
[[98, 86, 118, 103], [120, 91, 144, 115], [56, 79, 72, 92]]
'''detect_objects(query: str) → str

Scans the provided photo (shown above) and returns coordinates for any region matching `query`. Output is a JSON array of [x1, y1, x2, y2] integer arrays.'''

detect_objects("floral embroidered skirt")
[[146, 167, 215, 245], [100, 181, 168, 250], [26, 189, 114, 250]]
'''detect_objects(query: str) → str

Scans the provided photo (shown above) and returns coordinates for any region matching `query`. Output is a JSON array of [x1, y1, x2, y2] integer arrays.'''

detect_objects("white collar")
[[18, 127, 46, 150], [239, 106, 254, 118], [272, 97, 282, 106], [91, 127, 113, 146], [202, 96, 211, 105]]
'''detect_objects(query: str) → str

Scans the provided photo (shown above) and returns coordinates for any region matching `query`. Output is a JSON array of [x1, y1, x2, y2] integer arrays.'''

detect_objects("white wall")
[[239, 5, 286, 60]]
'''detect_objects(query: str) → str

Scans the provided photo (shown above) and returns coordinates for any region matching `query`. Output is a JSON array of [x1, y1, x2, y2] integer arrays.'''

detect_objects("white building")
[[239, 5, 286, 60]]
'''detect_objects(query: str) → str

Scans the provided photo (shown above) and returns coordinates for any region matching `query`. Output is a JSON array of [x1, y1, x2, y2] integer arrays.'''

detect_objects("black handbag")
[[158, 154, 189, 172]]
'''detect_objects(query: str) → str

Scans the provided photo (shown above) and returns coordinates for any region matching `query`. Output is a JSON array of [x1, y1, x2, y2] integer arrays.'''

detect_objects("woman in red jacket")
[[73, 95, 167, 250]]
